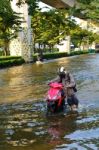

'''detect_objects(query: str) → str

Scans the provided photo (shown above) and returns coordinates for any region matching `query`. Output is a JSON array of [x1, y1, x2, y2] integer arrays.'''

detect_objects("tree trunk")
[[37, 43, 43, 61], [4, 40, 10, 56], [32, 32, 35, 53]]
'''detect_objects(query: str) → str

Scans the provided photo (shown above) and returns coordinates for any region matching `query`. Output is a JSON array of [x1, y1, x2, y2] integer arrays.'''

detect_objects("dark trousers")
[[67, 94, 79, 106]]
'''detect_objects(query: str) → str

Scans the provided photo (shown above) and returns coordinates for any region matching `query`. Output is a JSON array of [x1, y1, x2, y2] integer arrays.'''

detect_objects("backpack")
[[73, 85, 77, 92]]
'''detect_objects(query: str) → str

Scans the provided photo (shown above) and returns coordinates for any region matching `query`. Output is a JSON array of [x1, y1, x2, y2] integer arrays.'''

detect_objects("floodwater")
[[0, 54, 99, 150]]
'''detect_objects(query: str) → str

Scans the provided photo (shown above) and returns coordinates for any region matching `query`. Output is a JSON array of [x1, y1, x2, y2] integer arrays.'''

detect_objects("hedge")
[[0, 56, 25, 68], [33, 50, 89, 62], [0, 56, 22, 61], [0, 50, 90, 68], [69, 50, 89, 56]]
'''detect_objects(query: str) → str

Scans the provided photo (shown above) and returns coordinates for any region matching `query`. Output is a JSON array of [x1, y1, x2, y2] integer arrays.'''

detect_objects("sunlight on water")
[[65, 128, 99, 140]]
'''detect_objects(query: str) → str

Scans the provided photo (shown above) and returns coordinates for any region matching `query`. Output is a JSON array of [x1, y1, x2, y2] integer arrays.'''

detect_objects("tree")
[[71, 26, 99, 50], [74, 0, 99, 23], [67, 0, 99, 49], [16, 0, 40, 15], [0, 0, 22, 55], [31, 8, 77, 53]]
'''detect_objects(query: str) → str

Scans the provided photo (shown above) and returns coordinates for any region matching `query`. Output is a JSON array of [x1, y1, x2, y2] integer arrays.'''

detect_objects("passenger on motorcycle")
[[50, 66, 79, 111]]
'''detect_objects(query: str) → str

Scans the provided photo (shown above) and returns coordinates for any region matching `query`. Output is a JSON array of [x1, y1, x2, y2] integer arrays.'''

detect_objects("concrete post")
[[10, 0, 33, 62], [57, 35, 71, 53]]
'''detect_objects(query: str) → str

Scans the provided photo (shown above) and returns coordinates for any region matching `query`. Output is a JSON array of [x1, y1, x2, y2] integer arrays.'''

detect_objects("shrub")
[[33, 52, 68, 62], [0, 56, 25, 68], [33, 50, 89, 62], [70, 50, 88, 56]]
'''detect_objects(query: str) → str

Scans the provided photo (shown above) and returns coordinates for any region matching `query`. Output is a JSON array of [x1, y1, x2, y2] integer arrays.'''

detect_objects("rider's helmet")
[[58, 66, 66, 78]]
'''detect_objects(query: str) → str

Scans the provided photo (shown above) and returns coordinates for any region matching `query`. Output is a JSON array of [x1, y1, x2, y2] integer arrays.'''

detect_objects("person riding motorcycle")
[[50, 66, 79, 111]]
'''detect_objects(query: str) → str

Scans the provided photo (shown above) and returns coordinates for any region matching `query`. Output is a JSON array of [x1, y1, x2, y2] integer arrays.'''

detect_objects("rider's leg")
[[67, 94, 79, 111]]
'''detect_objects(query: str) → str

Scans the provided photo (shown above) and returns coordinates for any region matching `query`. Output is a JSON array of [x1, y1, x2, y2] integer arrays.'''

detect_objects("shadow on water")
[[0, 54, 99, 150]]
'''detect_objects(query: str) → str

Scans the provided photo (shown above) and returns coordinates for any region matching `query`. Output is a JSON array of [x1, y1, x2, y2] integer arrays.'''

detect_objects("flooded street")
[[0, 54, 99, 150]]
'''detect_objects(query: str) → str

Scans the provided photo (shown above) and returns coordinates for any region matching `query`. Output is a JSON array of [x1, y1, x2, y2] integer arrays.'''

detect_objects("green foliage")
[[33, 51, 89, 62], [16, 0, 40, 15], [0, 56, 23, 61], [75, 0, 99, 22], [0, 0, 98, 57], [71, 25, 99, 49], [27, 0, 40, 15], [77, 0, 92, 4], [33, 52, 68, 61], [0, 51, 4, 56], [0, 56, 25, 68], [31, 8, 77, 52], [43, 52, 68, 60], [31, 4, 99, 53], [70, 50, 88, 56], [0, 0, 22, 55], [43, 48, 59, 53]]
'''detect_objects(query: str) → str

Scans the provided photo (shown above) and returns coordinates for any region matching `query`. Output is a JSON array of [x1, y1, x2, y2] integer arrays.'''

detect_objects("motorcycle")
[[46, 82, 66, 114]]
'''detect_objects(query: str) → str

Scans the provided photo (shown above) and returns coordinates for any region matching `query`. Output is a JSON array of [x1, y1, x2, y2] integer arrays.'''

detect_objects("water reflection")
[[0, 54, 99, 150], [47, 113, 78, 146]]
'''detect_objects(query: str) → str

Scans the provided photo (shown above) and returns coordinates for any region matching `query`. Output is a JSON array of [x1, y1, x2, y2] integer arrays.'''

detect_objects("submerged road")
[[0, 54, 99, 150]]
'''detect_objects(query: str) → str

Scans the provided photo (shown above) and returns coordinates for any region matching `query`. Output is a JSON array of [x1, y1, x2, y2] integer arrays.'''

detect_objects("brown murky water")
[[0, 54, 99, 150]]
